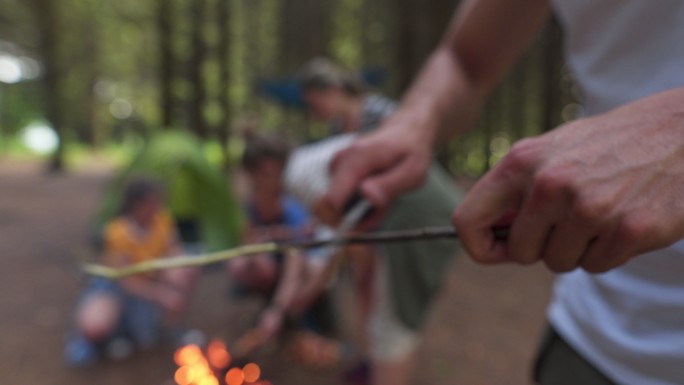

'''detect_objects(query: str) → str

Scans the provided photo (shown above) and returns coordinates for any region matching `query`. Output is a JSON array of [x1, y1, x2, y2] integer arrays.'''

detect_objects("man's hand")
[[454, 88, 684, 273], [320, 115, 433, 227], [320, 0, 551, 226]]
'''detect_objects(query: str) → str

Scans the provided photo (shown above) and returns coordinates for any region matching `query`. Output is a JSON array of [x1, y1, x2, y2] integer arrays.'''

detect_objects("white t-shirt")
[[548, 1, 684, 384]]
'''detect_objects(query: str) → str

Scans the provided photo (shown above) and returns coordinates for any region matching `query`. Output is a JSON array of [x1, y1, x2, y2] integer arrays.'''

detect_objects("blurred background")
[[0, 0, 578, 172], [0, 0, 569, 384]]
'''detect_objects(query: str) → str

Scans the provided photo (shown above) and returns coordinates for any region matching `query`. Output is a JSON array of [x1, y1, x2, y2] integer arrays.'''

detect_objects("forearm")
[[294, 253, 340, 311], [392, 0, 550, 145], [389, 49, 483, 147], [322, 0, 550, 216], [270, 251, 305, 310]]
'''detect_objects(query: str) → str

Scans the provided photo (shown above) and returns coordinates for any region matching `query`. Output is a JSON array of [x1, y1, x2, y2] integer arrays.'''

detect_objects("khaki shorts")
[[368, 255, 419, 362], [533, 326, 616, 385]]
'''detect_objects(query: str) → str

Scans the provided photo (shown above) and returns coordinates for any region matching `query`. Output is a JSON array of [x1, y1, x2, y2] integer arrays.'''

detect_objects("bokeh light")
[[207, 339, 231, 369], [109, 97, 133, 119], [20, 122, 59, 155], [174, 344, 204, 367], [243, 363, 261, 383], [198, 376, 219, 385], [173, 340, 270, 385], [225, 367, 245, 385], [174, 366, 195, 385], [18, 56, 40, 80], [0, 53, 22, 84]]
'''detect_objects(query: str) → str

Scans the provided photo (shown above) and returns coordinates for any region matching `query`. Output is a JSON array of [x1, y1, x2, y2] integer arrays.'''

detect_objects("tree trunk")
[[158, 0, 175, 129], [82, 10, 102, 147], [394, 0, 458, 93], [188, 0, 208, 138], [32, 0, 64, 172], [279, 0, 331, 72], [217, 0, 232, 170]]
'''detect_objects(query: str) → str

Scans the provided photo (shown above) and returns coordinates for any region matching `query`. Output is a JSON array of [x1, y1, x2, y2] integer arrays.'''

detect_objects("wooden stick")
[[286, 226, 458, 248], [82, 226, 508, 279], [82, 242, 280, 279]]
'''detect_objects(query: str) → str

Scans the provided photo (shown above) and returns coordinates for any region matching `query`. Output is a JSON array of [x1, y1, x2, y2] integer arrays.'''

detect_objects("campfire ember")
[[207, 340, 232, 369], [225, 367, 244, 385], [173, 339, 268, 385]]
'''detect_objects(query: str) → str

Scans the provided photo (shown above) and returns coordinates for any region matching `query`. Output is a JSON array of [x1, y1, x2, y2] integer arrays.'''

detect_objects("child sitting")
[[227, 134, 339, 355], [227, 134, 311, 295], [64, 178, 198, 366]]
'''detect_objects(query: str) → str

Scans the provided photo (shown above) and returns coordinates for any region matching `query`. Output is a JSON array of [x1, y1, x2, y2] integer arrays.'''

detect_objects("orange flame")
[[174, 366, 194, 385], [174, 339, 271, 385], [174, 344, 216, 385], [174, 344, 204, 367], [207, 339, 232, 369], [197, 377, 219, 385], [225, 367, 245, 385]]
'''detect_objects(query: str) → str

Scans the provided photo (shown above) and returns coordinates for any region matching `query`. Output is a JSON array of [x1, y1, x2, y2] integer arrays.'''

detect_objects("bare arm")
[[289, 250, 343, 315], [256, 250, 306, 338], [325, 0, 684, 272], [271, 250, 306, 310], [400, 0, 551, 144], [325, 0, 551, 218]]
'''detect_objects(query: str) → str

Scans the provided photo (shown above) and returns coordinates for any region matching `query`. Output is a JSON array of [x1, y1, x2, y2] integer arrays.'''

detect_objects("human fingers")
[[314, 200, 339, 227], [325, 145, 379, 217], [453, 170, 525, 263], [506, 170, 573, 264], [577, 218, 644, 274], [454, 140, 542, 263], [359, 150, 430, 209], [539, 221, 596, 272], [325, 132, 424, 222]]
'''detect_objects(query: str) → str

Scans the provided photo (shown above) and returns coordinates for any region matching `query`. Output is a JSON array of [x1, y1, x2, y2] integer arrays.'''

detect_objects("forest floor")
[[0, 160, 554, 385]]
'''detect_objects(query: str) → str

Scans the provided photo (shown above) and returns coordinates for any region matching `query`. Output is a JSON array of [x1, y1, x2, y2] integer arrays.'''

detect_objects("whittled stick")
[[83, 242, 280, 279], [82, 226, 508, 279]]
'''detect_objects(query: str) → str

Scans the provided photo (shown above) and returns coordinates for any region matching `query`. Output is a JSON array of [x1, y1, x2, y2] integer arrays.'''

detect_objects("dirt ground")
[[0, 161, 554, 385]]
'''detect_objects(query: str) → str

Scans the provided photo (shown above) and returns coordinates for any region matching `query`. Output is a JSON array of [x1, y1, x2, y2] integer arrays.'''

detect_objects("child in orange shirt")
[[65, 178, 198, 366]]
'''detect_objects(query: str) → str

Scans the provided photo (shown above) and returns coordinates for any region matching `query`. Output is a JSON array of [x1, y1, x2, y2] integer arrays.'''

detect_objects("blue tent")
[[255, 68, 387, 109]]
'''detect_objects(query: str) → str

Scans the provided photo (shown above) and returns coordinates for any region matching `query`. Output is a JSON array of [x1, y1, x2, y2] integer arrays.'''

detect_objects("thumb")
[[326, 147, 370, 212], [453, 166, 525, 263], [360, 155, 429, 210]]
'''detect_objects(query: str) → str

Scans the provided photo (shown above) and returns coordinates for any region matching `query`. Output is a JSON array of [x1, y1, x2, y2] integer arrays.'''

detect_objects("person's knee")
[[257, 259, 278, 284], [77, 295, 120, 341], [229, 258, 276, 285], [226, 258, 251, 280]]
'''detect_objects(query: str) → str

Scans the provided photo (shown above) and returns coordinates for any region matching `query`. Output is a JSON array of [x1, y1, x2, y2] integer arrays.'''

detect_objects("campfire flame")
[[174, 339, 266, 385]]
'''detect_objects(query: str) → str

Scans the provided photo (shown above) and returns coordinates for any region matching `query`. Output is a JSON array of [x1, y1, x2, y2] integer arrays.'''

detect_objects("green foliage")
[[0, 0, 573, 176], [330, 0, 364, 68]]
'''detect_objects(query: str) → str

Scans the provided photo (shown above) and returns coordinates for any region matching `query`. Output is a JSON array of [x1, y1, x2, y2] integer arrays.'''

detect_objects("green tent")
[[95, 130, 243, 252]]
